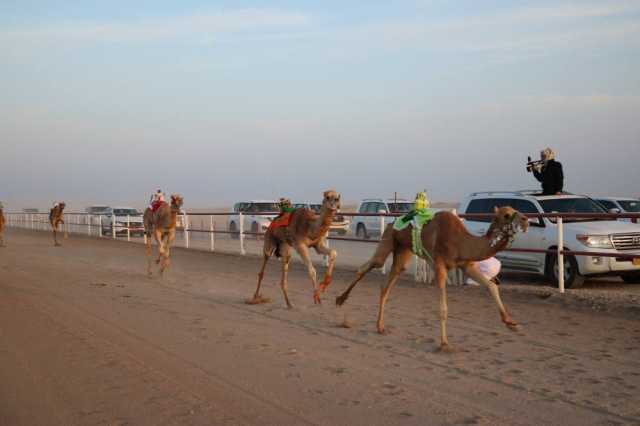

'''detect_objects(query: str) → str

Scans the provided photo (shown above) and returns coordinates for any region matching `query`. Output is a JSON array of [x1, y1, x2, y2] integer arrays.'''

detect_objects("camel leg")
[[145, 232, 153, 277], [336, 226, 395, 306], [247, 252, 271, 304], [297, 244, 322, 304], [52, 223, 61, 246], [154, 230, 165, 275], [160, 230, 175, 274], [279, 245, 293, 309], [376, 248, 413, 334], [434, 260, 453, 351], [465, 263, 517, 329], [315, 240, 337, 292]]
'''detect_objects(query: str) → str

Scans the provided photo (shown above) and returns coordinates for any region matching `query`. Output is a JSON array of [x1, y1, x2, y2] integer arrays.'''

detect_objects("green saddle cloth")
[[393, 209, 436, 260]]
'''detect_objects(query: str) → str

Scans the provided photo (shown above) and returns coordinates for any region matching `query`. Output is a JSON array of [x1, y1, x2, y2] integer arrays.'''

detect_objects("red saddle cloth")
[[151, 201, 167, 213], [268, 212, 292, 232]]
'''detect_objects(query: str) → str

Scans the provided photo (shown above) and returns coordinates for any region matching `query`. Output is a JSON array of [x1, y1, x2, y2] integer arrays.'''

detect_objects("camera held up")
[[526, 156, 544, 173]]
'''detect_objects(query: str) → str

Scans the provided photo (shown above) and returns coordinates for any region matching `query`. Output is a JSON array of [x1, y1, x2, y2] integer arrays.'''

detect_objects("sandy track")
[[1, 229, 639, 425]]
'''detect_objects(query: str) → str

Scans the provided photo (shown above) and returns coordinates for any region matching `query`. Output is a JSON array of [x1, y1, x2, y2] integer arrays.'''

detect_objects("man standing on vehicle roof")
[[531, 147, 564, 195]]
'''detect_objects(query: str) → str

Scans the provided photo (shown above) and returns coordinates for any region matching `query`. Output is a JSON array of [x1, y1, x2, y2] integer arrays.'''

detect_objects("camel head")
[[58, 202, 66, 211], [489, 206, 528, 248], [322, 190, 341, 214], [170, 194, 184, 210]]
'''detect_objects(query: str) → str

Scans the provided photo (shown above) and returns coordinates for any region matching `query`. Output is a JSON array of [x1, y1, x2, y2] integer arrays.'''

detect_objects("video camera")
[[526, 156, 544, 173]]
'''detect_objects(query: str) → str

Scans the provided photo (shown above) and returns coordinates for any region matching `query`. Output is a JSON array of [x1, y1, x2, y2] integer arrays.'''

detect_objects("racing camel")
[[49, 202, 66, 246], [247, 190, 341, 307], [143, 194, 183, 277], [336, 206, 529, 351]]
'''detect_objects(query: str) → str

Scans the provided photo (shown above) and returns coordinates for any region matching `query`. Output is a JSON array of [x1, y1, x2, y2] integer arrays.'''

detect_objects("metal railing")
[[6, 210, 640, 292]]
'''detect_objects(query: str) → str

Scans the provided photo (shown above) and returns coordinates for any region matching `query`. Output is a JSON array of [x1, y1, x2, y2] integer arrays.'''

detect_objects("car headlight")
[[576, 234, 613, 249]]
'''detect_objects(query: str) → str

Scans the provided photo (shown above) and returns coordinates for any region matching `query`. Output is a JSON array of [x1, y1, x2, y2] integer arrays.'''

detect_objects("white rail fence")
[[6, 210, 640, 292]]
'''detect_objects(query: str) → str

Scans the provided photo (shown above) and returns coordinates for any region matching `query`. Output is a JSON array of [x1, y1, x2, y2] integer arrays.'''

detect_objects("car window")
[[596, 200, 617, 210], [538, 198, 606, 223], [618, 200, 640, 212], [365, 203, 378, 213], [359, 203, 369, 213], [388, 202, 414, 213], [113, 208, 139, 215], [465, 198, 512, 222]]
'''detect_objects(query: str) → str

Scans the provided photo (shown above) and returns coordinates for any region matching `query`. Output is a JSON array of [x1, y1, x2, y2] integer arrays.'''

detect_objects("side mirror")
[[609, 208, 621, 214], [378, 209, 387, 214]]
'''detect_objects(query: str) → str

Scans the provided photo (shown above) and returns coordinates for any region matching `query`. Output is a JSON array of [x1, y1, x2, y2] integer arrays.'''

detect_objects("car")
[[593, 197, 640, 223], [293, 202, 351, 235], [459, 190, 640, 288], [350, 198, 416, 238], [102, 207, 144, 237], [228, 201, 279, 238]]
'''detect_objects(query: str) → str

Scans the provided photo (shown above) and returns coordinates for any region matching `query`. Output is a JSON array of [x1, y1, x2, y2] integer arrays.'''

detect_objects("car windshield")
[[309, 204, 322, 213], [618, 200, 640, 212], [387, 203, 414, 213], [254, 203, 279, 212], [91, 207, 111, 214], [538, 198, 606, 222], [113, 208, 139, 216]]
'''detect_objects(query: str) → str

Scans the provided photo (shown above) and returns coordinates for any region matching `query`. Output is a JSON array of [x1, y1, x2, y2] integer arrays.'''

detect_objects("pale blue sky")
[[2, 1, 639, 209]]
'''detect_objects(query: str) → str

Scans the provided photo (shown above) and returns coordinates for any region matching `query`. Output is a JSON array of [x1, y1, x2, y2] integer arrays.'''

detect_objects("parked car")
[[459, 191, 640, 288], [228, 201, 279, 238], [594, 197, 640, 223], [350, 198, 415, 238], [102, 207, 144, 237], [293, 202, 351, 235]]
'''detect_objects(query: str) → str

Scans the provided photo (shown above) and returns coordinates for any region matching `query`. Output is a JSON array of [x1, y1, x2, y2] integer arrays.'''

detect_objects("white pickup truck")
[[101, 207, 144, 237], [459, 191, 640, 288]]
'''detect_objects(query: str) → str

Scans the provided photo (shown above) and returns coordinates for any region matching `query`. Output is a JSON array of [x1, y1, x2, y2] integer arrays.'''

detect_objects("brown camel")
[[0, 205, 5, 247], [247, 190, 341, 308], [49, 202, 66, 246], [336, 206, 529, 351], [143, 194, 183, 277]]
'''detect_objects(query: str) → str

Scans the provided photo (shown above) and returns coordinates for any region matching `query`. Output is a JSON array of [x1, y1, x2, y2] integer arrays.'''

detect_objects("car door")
[[507, 199, 547, 273], [368, 202, 385, 235]]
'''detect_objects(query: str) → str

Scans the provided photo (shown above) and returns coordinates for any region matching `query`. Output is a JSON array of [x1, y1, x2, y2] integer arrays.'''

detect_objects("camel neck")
[[312, 206, 335, 236]]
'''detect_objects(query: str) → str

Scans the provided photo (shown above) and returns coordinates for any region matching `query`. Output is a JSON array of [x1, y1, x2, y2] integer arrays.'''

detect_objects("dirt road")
[[1, 229, 639, 425]]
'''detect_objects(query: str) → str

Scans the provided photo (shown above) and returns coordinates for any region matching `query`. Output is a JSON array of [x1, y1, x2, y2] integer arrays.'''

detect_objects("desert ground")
[[1, 228, 640, 425]]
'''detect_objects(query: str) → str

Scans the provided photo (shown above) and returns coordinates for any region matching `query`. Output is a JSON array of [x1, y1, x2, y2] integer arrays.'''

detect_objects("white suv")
[[228, 201, 279, 238], [102, 207, 144, 237], [351, 199, 415, 238], [459, 191, 640, 288]]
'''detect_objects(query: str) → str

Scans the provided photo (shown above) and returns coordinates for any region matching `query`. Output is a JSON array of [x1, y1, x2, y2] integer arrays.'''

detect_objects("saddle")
[[151, 201, 167, 213], [267, 211, 293, 232]]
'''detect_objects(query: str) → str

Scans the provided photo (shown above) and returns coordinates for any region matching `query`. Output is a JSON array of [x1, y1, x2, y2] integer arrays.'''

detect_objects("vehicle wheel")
[[356, 223, 368, 240], [546, 254, 585, 289], [229, 221, 238, 239], [620, 272, 640, 284]]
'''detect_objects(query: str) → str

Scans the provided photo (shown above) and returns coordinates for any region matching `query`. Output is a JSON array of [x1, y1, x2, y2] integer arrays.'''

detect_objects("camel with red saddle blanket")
[[143, 194, 183, 277], [247, 190, 341, 308], [49, 202, 66, 247], [0, 204, 5, 247]]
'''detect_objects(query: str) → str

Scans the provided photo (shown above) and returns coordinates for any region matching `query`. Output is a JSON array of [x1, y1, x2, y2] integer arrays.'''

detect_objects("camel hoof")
[[335, 295, 347, 307], [377, 326, 388, 335], [436, 344, 457, 354], [501, 311, 518, 330], [313, 291, 322, 305], [245, 295, 271, 305]]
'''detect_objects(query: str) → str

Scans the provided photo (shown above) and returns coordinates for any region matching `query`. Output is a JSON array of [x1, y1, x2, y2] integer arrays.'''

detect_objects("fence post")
[[239, 212, 246, 255], [112, 213, 116, 239], [99, 215, 102, 238], [210, 215, 215, 252], [183, 213, 189, 248], [558, 216, 565, 293], [88, 215, 91, 236], [380, 214, 387, 274], [127, 215, 131, 242]]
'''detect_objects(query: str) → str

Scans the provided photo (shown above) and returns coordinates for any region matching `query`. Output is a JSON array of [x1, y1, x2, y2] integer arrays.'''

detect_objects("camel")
[[143, 194, 183, 277], [247, 190, 341, 308], [49, 202, 66, 246], [0, 204, 5, 247], [336, 206, 529, 351]]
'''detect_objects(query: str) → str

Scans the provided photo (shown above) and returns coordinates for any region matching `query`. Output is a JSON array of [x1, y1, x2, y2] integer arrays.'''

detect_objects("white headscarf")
[[541, 147, 555, 162]]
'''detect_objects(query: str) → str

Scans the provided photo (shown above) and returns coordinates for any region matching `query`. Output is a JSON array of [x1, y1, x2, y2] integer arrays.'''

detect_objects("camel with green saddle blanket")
[[336, 205, 529, 352], [247, 190, 341, 308]]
